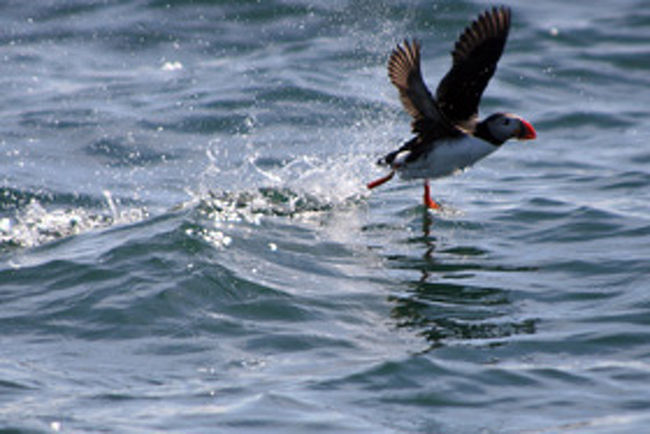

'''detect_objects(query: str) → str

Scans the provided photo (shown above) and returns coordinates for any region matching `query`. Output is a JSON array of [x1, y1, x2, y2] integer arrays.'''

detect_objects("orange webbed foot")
[[423, 180, 441, 210], [367, 171, 395, 190]]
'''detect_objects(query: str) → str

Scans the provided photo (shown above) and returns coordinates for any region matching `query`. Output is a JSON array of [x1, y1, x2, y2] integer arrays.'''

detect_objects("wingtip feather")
[[452, 6, 512, 64]]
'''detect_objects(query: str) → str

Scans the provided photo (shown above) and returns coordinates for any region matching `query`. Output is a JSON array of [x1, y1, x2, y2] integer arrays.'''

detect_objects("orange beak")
[[517, 118, 537, 140]]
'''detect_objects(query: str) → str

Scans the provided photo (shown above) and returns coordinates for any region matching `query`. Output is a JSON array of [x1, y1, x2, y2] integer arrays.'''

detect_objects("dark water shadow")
[[387, 210, 536, 352]]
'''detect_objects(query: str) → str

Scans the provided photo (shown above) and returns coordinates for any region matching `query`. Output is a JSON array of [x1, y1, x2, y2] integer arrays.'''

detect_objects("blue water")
[[1, 1, 650, 432]]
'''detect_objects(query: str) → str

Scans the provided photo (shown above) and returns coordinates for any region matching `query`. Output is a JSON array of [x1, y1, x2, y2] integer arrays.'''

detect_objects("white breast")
[[394, 136, 498, 180]]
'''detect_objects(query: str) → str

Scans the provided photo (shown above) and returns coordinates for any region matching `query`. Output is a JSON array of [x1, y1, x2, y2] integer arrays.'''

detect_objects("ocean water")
[[1, 0, 649, 432]]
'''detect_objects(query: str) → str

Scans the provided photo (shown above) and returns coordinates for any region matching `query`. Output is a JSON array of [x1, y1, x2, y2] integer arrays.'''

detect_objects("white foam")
[[0, 195, 147, 250]]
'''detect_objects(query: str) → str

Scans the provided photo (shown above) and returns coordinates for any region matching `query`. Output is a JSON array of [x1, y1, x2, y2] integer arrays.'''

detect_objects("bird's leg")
[[367, 171, 395, 189], [423, 179, 441, 210]]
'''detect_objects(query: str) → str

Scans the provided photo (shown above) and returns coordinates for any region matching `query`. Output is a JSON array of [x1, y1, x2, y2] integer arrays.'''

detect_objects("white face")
[[487, 114, 522, 143]]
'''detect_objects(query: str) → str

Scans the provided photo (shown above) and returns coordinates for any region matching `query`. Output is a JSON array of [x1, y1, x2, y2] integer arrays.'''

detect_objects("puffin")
[[367, 6, 536, 209]]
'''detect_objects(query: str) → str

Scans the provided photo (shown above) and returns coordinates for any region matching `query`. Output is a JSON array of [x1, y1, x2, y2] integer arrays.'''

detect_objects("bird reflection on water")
[[387, 211, 537, 351]]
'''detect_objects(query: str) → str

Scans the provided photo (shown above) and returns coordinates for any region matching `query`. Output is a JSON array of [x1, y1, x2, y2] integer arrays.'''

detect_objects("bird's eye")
[[504, 118, 510, 126]]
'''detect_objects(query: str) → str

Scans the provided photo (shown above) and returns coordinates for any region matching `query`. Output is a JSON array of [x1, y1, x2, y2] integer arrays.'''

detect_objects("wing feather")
[[387, 39, 449, 134], [436, 7, 511, 128]]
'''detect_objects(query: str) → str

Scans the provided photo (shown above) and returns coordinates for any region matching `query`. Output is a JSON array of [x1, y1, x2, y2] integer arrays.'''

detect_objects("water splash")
[[0, 192, 147, 249]]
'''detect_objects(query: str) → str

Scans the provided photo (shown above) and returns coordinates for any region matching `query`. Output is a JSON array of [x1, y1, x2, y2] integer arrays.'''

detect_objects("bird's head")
[[483, 113, 537, 144]]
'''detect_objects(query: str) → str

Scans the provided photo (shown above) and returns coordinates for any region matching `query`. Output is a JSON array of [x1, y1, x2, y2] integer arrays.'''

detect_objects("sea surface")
[[1, 1, 649, 432]]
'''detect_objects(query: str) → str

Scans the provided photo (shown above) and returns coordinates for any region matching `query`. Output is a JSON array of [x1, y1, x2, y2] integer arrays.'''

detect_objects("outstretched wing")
[[387, 39, 451, 135], [435, 6, 511, 128]]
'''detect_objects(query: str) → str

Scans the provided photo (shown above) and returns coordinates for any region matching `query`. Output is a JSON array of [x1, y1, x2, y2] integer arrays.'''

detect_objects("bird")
[[367, 6, 536, 209]]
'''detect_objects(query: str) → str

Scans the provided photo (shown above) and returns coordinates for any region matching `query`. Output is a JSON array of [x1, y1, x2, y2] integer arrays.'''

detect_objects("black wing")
[[435, 7, 511, 129], [387, 39, 452, 135]]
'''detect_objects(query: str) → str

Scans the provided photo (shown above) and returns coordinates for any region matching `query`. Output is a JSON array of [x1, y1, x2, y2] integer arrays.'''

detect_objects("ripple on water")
[[1, 1, 650, 432]]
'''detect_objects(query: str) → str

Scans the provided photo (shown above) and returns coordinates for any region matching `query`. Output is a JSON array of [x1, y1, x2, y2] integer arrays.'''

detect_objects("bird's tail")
[[377, 150, 399, 166]]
